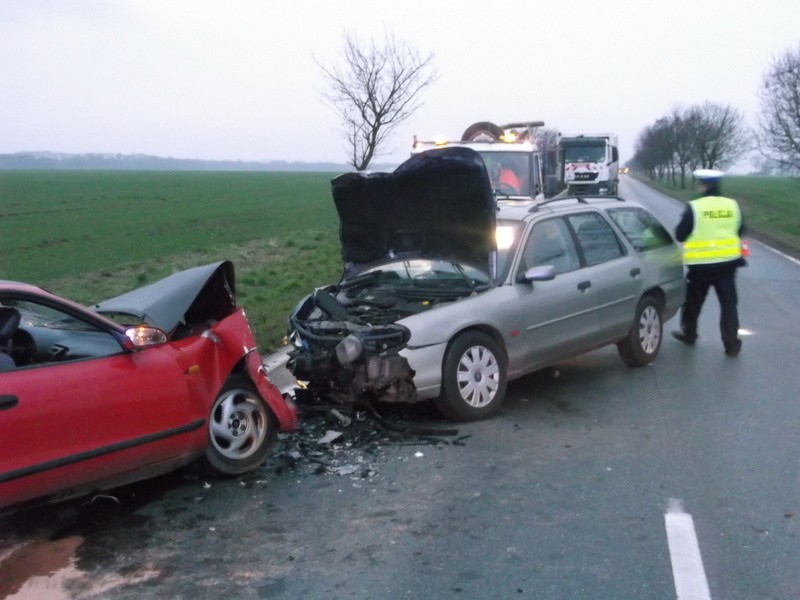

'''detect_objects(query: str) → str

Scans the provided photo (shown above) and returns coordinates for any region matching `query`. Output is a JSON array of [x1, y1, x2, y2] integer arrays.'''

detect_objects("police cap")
[[693, 168, 725, 181]]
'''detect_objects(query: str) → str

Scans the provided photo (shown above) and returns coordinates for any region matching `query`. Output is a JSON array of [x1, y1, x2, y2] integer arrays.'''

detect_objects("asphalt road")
[[1, 178, 798, 599]]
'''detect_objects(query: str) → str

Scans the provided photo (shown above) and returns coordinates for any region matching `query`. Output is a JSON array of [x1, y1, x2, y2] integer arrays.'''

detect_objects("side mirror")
[[123, 325, 168, 349], [517, 265, 556, 283]]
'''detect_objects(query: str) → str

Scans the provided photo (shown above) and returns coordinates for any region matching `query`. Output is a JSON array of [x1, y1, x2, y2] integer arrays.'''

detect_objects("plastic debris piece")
[[333, 465, 359, 476], [318, 430, 343, 444], [330, 408, 352, 427], [83, 494, 121, 506]]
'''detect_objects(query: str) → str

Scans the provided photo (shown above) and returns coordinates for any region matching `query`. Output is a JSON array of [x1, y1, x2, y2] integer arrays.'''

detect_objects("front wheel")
[[617, 295, 662, 367], [435, 331, 507, 422], [204, 375, 277, 476]]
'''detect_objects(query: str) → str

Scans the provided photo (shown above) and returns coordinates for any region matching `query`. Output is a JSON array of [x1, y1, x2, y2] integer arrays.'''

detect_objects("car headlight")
[[335, 334, 363, 365]]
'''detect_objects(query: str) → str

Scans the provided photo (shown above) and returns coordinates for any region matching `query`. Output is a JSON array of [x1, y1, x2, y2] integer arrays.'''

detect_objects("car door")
[[0, 296, 195, 509], [507, 217, 601, 367], [566, 211, 643, 343]]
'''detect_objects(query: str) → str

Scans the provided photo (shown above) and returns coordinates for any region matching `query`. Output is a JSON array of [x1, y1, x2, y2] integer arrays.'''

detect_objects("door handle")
[[0, 395, 19, 411], [630, 267, 641, 277], [577, 280, 591, 292]]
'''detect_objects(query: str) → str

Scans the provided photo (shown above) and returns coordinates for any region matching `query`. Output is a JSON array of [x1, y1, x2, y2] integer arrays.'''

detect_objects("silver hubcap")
[[638, 305, 661, 354], [456, 345, 500, 408], [210, 389, 268, 460]]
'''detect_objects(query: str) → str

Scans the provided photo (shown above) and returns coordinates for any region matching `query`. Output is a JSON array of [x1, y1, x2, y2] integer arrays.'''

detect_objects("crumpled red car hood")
[[92, 261, 236, 336]]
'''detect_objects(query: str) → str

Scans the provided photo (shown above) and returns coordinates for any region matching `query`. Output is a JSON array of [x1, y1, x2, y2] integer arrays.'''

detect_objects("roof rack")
[[528, 195, 626, 212]]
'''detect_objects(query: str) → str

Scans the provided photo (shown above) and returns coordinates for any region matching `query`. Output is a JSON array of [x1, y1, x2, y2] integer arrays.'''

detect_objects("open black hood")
[[92, 261, 236, 334], [332, 146, 496, 277]]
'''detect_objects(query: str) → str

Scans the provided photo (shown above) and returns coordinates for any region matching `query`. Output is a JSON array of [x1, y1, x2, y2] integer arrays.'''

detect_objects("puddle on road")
[[0, 536, 83, 598], [0, 535, 160, 599]]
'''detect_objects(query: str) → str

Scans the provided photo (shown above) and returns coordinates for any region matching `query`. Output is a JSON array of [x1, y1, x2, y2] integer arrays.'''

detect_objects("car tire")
[[203, 375, 277, 476], [435, 331, 507, 422], [617, 295, 662, 367]]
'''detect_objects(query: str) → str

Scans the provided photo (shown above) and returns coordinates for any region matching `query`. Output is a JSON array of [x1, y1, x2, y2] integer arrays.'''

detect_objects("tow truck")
[[412, 121, 563, 200]]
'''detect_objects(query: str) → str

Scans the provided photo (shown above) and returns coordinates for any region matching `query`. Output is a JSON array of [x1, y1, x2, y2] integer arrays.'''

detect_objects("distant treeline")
[[0, 152, 398, 172]]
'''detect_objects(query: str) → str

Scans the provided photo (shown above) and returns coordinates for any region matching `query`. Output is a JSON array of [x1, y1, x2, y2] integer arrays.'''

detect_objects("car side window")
[[0, 298, 123, 369], [607, 207, 674, 251], [568, 212, 625, 267], [518, 218, 580, 276]]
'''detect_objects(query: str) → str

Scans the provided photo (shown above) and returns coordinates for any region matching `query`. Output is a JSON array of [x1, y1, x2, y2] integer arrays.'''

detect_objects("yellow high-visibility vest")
[[682, 196, 743, 265]]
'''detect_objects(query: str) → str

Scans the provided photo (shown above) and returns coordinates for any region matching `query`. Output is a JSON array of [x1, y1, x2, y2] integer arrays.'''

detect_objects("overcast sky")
[[2, 0, 798, 168]]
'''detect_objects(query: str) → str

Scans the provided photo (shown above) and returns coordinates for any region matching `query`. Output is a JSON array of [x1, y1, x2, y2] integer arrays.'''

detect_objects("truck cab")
[[412, 121, 562, 201], [560, 134, 619, 195]]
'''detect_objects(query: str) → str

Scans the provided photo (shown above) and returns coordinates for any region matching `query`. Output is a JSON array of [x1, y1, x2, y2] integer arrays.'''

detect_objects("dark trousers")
[[680, 264, 740, 348]]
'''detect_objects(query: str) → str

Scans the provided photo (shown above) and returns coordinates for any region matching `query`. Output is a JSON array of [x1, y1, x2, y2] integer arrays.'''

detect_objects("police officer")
[[672, 169, 746, 356]]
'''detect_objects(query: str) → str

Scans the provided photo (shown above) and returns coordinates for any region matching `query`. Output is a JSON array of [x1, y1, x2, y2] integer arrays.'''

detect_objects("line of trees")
[[632, 43, 800, 183], [630, 102, 749, 187]]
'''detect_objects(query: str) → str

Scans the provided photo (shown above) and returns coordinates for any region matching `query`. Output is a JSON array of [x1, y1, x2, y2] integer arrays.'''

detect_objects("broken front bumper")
[[287, 322, 417, 404]]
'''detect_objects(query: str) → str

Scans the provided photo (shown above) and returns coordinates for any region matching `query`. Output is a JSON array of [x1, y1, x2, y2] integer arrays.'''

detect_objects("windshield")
[[477, 151, 532, 196], [358, 259, 490, 290], [563, 144, 606, 163], [4, 300, 100, 332]]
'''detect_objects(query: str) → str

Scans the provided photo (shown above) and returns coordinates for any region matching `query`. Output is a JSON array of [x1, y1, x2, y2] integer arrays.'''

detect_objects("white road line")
[[665, 502, 712, 600]]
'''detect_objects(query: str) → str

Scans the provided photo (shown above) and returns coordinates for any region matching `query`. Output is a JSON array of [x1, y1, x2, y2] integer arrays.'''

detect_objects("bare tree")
[[632, 120, 674, 180], [689, 102, 750, 170], [317, 32, 439, 171], [756, 43, 800, 174], [670, 107, 701, 188]]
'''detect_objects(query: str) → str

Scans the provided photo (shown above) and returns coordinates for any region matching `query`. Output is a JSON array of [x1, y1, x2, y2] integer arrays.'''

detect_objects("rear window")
[[607, 208, 674, 252]]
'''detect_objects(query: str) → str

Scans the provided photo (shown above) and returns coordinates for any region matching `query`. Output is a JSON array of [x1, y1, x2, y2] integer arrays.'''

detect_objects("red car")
[[0, 261, 296, 513]]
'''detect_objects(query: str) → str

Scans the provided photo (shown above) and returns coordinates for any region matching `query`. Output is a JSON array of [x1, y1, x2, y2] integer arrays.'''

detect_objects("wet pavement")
[[0, 392, 465, 599]]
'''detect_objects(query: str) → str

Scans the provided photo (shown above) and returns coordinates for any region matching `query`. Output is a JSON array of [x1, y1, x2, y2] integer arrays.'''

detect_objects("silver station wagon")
[[287, 147, 685, 421]]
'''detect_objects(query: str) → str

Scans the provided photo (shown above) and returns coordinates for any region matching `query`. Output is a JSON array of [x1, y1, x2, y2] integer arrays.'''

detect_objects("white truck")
[[412, 121, 564, 200], [559, 134, 619, 195]]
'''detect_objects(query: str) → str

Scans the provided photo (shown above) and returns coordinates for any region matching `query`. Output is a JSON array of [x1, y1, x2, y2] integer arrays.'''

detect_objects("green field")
[[639, 175, 800, 254], [0, 170, 344, 349]]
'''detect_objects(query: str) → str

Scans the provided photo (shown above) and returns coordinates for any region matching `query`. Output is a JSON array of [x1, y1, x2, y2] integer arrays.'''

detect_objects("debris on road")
[[264, 399, 463, 481]]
